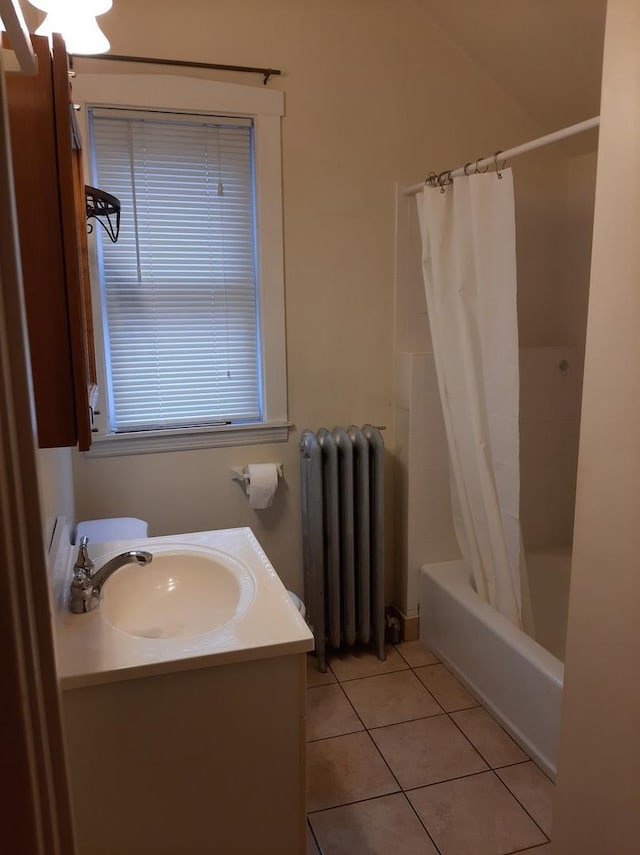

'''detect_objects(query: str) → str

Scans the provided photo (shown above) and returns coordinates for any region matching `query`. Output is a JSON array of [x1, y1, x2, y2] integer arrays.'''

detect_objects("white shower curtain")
[[416, 170, 524, 627]]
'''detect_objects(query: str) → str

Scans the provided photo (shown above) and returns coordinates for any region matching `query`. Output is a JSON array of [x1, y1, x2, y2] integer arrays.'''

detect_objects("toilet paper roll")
[[247, 463, 279, 509]]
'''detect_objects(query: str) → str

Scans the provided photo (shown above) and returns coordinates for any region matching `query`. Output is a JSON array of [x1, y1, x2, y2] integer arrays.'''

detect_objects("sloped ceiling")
[[419, 0, 606, 132]]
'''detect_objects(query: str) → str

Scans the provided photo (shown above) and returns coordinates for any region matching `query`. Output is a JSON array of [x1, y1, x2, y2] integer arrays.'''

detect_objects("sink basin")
[[54, 527, 314, 689], [102, 547, 255, 639]]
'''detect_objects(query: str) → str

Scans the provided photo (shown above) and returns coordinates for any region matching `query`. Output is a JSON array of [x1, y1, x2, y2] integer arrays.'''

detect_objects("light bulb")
[[34, 0, 112, 54], [30, 0, 112, 14]]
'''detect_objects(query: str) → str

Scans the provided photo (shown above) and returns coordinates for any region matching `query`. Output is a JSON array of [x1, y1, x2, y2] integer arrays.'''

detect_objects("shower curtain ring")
[[494, 151, 507, 178], [475, 156, 489, 174], [463, 162, 473, 176], [437, 170, 451, 193], [425, 171, 438, 188]]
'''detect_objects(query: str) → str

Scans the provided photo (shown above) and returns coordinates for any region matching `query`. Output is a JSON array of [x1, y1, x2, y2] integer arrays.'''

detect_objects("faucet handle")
[[74, 535, 94, 575], [69, 566, 94, 614]]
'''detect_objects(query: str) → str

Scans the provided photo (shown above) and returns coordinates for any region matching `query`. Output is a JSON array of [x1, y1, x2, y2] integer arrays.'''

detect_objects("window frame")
[[73, 73, 288, 457]]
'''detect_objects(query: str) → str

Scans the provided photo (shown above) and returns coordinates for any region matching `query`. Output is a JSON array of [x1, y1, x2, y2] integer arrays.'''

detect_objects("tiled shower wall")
[[519, 347, 582, 549], [394, 351, 460, 616]]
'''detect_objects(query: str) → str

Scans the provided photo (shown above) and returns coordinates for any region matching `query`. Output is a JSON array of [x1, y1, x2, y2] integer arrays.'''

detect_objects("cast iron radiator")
[[300, 425, 385, 672]]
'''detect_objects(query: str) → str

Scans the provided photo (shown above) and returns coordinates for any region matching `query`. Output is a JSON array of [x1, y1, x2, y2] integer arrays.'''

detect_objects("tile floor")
[[306, 641, 554, 855]]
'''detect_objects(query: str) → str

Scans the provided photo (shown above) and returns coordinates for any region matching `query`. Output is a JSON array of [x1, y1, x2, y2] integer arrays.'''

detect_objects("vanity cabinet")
[[62, 654, 307, 855], [54, 528, 313, 853], [5, 33, 95, 450]]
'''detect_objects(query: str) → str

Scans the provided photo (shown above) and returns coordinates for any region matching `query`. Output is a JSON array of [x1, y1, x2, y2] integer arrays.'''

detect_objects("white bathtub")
[[420, 558, 564, 778]]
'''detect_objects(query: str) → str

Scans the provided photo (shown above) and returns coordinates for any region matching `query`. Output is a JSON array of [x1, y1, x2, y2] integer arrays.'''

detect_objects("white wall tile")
[[395, 352, 411, 411], [520, 346, 576, 387], [410, 353, 436, 392], [408, 428, 449, 471], [409, 395, 447, 436], [406, 311, 430, 352], [521, 454, 577, 548], [408, 484, 455, 541], [518, 345, 583, 549], [520, 418, 580, 459], [520, 378, 582, 422], [408, 535, 461, 575]]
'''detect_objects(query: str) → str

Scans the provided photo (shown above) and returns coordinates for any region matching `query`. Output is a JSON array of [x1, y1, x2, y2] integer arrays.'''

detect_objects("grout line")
[[306, 816, 323, 855], [446, 706, 519, 771], [366, 711, 449, 734], [307, 726, 365, 744], [488, 768, 551, 844], [494, 758, 533, 771], [308, 787, 403, 816], [393, 643, 441, 668], [505, 844, 552, 854], [411, 682, 480, 713], [402, 767, 493, 793], [428, 701, 480, 713], [333, 665, 410, 683], [335, 681, 406, 794], [308, 792, 384, 816], [330, 666, 413, 686], [408, 674, 445, 712], [334, 678, 368, 731], [399, 790, 443, 855]]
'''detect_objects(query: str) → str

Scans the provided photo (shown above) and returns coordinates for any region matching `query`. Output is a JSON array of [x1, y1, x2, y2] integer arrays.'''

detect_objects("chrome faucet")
[[69, 536, 153, 614]]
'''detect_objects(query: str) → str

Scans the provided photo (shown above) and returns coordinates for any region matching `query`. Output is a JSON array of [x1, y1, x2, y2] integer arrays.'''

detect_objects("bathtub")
[[420, 557, 564, 778]]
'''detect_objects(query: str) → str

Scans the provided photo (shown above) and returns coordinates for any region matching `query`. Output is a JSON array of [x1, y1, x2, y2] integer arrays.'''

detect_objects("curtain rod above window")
[[70, 53, 282, 85]]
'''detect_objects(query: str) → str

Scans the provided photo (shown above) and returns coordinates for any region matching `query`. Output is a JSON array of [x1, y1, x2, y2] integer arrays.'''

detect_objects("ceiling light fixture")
[[31, 0, 112, 55]]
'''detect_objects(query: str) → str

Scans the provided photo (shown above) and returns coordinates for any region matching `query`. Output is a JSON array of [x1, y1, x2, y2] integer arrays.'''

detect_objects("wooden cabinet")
[[6, 33, 95, 450]]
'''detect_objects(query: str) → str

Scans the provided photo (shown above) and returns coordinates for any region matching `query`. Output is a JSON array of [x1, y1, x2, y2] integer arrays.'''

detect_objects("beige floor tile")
[[307, 655, 336, 688], [408, 771, 547, 855], [395, 639, 440, 667], [306, 685, 364, 741], [341, 670, 442, 729], [414, 663, 477, 711], [329, 646, 409, 681], [306, 823, 320, 854], [307, 731, 399, 812], [497, 761, 555, 836], [370, 714, 487, 789], [450, 707, 528, 767], [309, 793, 438, 855]]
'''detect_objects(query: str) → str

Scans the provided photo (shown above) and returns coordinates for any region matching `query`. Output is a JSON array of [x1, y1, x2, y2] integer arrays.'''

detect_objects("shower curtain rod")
[[404, 115, 600, 196]]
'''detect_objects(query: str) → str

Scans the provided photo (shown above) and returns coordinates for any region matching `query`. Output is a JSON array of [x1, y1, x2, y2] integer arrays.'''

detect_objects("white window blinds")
[[89, 108, 260, 432]]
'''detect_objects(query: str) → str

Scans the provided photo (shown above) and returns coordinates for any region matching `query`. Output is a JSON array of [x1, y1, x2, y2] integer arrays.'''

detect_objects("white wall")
[[72, 0, 545, 598], [553, 0, 640, 848]]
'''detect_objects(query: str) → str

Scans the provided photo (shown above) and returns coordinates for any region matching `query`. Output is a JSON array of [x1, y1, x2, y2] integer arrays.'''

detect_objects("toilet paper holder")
[[231, 463, 284, 494]]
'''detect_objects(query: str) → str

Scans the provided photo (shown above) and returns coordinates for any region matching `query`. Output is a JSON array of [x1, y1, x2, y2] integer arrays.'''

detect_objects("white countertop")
[[52, 526, 314, 690]]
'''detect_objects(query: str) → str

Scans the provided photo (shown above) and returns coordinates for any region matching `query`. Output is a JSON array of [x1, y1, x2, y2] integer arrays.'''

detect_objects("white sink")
[[102, 547, 255, 639], [53, 527, 314, 689]]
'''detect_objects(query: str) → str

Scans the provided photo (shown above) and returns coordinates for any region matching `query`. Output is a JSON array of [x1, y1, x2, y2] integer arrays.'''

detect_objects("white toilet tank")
[[74, 517, 149, 544]]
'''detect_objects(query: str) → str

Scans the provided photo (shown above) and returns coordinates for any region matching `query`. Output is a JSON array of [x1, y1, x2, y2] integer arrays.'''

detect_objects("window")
[[74, 75, 287, 455]]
